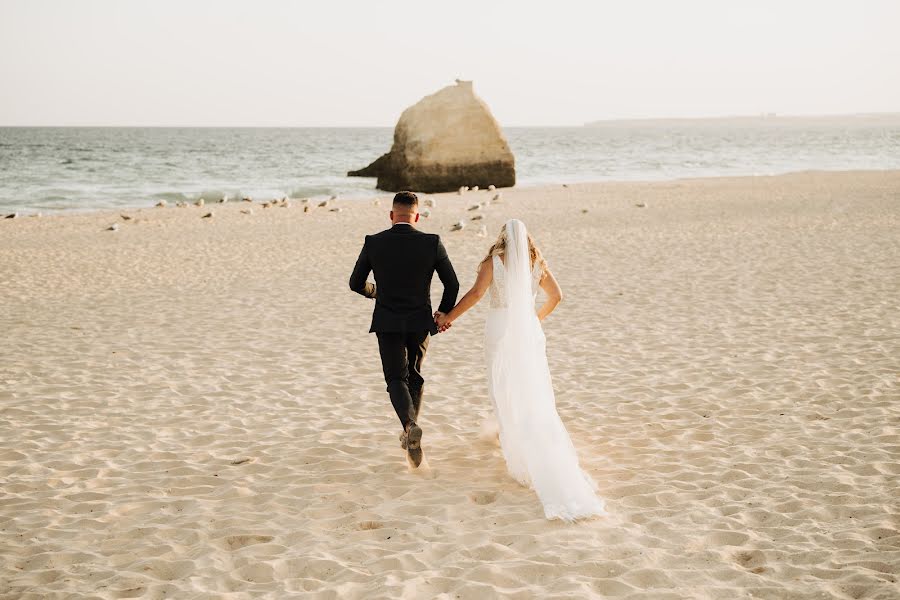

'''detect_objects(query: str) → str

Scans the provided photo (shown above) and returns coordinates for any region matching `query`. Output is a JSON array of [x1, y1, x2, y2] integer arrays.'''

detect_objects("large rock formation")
[[348, 80, 515, 192]]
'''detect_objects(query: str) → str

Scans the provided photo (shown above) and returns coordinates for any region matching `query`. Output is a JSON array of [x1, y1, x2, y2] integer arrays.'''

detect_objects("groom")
[[349, 191, 459, 467]]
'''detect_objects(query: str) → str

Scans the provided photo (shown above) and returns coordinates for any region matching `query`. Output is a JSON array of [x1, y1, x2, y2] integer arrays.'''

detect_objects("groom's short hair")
[[392, 191, 418, 208]]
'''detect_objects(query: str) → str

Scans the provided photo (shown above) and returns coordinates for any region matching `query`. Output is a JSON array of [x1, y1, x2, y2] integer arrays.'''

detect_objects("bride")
[[436, 219, 606, 522]]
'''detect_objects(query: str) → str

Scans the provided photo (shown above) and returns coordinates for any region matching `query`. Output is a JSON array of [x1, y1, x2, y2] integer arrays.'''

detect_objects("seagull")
[[202, 211, 213, 218], [450, 220, 465, 232]]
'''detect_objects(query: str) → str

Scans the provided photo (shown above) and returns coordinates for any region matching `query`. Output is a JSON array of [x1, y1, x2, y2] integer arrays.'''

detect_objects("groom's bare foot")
[[405, 423, 423, 468]]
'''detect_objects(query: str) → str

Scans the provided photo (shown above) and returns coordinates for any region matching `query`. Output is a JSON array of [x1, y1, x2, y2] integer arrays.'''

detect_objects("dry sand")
[[1, 171, 898, 599]]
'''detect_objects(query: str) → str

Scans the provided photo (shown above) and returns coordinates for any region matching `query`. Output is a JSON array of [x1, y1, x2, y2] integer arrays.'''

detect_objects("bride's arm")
[[437, 259, 493, 329], [536, 268, 563, 321]]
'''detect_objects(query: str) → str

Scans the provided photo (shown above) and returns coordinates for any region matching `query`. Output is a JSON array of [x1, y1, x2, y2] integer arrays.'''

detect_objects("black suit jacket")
[[349, 224, 460, 334]]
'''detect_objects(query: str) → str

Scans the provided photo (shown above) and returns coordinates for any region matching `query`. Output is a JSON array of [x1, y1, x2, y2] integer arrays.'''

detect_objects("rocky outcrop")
[[348, 80, 515, 192]]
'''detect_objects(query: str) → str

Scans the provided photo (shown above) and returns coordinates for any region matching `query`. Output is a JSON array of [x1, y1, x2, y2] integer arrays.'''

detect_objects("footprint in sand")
[[357, 521, 383, 531], [221, 534, 274, 550], [734, 550, 767, 574], [469, 491, 498, 505]]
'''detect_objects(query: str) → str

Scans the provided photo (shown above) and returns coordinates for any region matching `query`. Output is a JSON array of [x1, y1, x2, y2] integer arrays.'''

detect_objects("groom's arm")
[[349, 237, 376, 299], [434, 236, 459, 314]]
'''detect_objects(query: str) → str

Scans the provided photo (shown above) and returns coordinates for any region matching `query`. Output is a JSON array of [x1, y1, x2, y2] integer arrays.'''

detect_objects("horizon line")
[[2, 111, 899, 129]]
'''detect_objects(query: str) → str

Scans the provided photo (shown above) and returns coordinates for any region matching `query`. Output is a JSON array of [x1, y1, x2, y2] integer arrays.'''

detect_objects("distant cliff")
[[585, 113, 900, 127]]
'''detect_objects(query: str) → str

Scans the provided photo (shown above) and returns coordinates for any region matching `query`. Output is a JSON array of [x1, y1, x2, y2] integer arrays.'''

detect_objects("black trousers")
[[376, 330, 430, 428]]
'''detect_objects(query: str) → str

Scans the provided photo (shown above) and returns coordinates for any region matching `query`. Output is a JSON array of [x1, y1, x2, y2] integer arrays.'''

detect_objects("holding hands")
[[433, 311, 453, 333]]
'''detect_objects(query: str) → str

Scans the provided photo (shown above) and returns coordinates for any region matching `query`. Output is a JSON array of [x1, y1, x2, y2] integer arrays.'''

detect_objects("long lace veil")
[[491, 219, 550, 480], [490, 219, 606, 521]]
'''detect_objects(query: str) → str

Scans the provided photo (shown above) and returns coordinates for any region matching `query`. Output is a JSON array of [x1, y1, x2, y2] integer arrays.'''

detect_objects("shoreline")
[[3, 167, 899, 221]]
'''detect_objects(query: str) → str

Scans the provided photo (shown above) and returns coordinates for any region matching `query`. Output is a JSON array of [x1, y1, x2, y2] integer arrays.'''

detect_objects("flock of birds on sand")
[[1, 183, 648, 230], [96, 184, 510, 236]]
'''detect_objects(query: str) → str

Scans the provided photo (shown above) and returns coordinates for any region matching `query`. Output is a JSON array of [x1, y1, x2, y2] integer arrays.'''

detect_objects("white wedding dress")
[[484, 220, 606, 522]]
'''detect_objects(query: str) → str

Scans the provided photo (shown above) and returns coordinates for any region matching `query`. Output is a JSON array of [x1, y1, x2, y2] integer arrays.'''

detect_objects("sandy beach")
[[1, 170, 898, 599]]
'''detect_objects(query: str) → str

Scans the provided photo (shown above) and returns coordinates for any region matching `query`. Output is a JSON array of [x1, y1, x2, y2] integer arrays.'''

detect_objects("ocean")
[[1, 121, 898, 214]]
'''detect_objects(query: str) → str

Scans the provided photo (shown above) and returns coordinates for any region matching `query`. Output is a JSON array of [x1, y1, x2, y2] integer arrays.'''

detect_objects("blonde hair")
[[480, 224, 547, 275]]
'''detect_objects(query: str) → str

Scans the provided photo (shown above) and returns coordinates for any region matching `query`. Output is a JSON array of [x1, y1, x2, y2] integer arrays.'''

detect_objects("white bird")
[[155, 200, 167, 208], [488, 184, 496, 191], [106, 223, 119, 231], [421, 208, 431, 218], [450, 220, 465, 231]]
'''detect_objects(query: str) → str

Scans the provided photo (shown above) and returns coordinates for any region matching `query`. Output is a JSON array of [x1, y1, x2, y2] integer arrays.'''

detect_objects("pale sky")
[[1, 0, 898, 126]]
